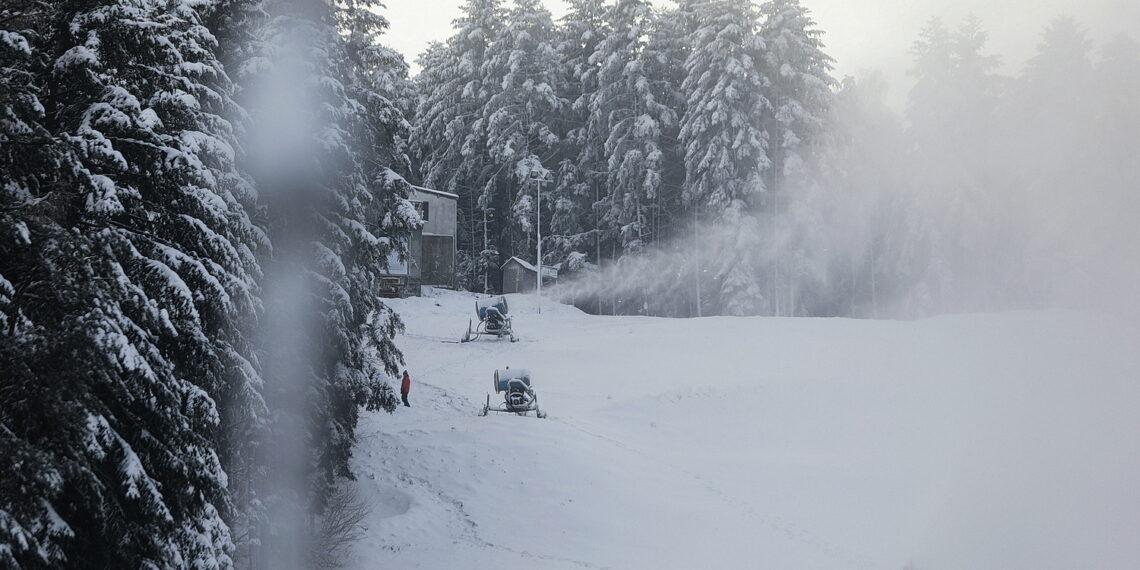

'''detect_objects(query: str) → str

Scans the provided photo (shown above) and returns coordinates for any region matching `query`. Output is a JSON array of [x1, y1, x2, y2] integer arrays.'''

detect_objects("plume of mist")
[[553, 22, 1140, 323]]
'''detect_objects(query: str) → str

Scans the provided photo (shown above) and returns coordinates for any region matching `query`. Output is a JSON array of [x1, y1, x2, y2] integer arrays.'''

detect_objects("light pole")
[[694, 202, 701, 318], [535, 175, 546, 314]]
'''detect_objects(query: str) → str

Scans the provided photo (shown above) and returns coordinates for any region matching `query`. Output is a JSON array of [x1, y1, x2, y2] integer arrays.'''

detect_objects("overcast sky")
[[381, 0, 1138, 108]]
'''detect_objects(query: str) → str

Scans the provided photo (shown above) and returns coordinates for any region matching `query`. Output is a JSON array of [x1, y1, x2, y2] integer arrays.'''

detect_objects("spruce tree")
[[679, 0, 770, 315], [235, 0, 418, 564], [643, 0, 700, 223], [903, 15, 1005, 313], [758, 0, 834, 200], [548, 0, 609, 267], [1, 2, 83, 564], [480, 0, 565, 270], [591, 0, 672, 256], [412, 0, 504, 290], [2, 0, 270, 565], [757, 0, 835, 315]]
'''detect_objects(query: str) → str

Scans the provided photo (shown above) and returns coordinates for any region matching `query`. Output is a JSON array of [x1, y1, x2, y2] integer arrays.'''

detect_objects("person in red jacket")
[[400, 370, 411, 407]]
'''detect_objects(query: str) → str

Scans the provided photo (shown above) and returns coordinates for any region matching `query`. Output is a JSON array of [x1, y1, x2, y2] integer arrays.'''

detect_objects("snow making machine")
[[461, 296, 518, 343], [480, 368, 547, 418]]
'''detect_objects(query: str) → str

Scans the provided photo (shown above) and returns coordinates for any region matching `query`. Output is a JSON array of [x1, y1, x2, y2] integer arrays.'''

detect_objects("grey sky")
[[381, 0, 1137, 107]]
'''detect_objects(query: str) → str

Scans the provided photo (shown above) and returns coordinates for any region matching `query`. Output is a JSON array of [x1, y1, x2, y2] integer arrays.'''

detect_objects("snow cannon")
[[461, 295, 518, 343], [476, 296, 509, 320], [481, 368, 546, 419], [494, 368, 531, 392]]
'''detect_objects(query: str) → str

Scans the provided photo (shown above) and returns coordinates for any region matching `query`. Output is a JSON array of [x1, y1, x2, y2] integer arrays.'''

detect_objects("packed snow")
[[348, 288, 1140, 570]]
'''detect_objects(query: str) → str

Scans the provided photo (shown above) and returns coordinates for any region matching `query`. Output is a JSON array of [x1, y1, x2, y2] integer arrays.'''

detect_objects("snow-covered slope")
[[347, 289, 1140, 570]]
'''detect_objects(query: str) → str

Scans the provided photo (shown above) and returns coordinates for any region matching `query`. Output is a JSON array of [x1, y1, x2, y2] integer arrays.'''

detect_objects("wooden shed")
[[500, 256, 558, 294]]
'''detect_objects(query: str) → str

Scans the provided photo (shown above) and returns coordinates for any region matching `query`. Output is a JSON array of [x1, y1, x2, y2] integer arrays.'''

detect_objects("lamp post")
[[521, 159, 550, 314], [535, 174, 547, 314], [537, 177, 542, 314]]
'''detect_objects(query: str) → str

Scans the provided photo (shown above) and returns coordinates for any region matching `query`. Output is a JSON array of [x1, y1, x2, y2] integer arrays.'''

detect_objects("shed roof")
[[411, 185, 459, 200]]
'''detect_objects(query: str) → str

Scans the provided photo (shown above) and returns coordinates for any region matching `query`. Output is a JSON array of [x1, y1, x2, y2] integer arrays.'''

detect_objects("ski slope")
[[347, 289, 1140, 570]]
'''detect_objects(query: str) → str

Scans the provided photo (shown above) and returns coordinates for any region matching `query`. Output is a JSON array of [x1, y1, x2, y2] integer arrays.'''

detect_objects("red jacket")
[[401, 374, 411, 392]]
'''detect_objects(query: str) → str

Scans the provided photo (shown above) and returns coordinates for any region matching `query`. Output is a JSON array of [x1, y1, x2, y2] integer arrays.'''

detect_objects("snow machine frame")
[[461, 296, 518, 343], [480, 368, 546, 418]]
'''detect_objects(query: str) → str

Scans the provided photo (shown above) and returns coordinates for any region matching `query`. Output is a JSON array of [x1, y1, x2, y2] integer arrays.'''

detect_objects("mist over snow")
[[548, 11, 1140, 323]]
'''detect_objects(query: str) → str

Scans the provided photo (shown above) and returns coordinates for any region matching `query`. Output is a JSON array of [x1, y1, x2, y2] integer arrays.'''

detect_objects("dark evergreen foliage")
[[1, 0, 414, 566]]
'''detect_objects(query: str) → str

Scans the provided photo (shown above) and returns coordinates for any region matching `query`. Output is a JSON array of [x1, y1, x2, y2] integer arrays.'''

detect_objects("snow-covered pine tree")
[[591, 0, 673, 259], [412, 0, 504, 290], [757, 0, 835, 315], [301, 3, 419, 541], [548, 0, 608, 268], [906, 17, 953, 140], [1008, 17, 1102, 311], [757, 0, 834, 203], [409, 41, 453, 179], [1, 0, 272, 565], [190, 0, 286, 559], [338, 0, 416, 180], [679, 0, 770, 315], [558, 0, 607, 113], [329, 0, 419, 418], [643, 0, 700, 221], [480, 0, 565, 271], [893, 17, 956, 314], [233, 0, 418, 564], [359, 41, 417, 133], [415, 0, 503, 193], [634, 0, 699, 288], [412, 39, 482, 287], [901, 15, 1006, 314], [1, 2, 87, 565], [545, 155, 592, 271]]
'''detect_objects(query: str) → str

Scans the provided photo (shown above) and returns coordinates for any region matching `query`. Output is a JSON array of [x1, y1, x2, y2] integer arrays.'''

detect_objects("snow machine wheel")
[[537, 410, 547, 419]]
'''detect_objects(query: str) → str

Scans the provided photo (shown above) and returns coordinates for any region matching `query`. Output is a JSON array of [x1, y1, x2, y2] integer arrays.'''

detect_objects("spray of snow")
[[553, 20, 1140, 323]]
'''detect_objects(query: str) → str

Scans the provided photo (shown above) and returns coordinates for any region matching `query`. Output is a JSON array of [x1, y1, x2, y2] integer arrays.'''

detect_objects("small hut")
[[500, 257, 558, 294]]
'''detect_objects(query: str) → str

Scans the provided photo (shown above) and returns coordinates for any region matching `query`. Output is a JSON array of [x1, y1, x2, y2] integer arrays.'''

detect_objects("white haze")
[[551, 16, 1140, 323]]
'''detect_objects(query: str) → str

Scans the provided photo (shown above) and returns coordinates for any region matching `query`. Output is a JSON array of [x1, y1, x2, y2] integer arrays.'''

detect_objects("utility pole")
[[536, 175, 545, 314], [694, 203, 702, 318]]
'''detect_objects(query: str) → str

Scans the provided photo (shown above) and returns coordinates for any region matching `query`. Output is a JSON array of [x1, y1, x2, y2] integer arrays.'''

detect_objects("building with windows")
[[381, 186, 458, 296]]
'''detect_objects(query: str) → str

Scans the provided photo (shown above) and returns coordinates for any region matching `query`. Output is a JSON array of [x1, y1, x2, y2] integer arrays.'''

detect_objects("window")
[[385, 237, 411, 275], [413, 201, 429, 222]]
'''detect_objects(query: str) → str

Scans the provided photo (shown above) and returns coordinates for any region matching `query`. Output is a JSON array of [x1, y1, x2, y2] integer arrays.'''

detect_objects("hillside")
[[347, 289, 1140, 570]]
